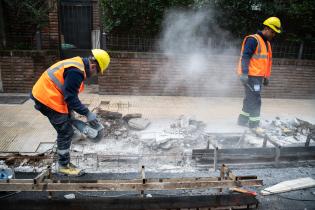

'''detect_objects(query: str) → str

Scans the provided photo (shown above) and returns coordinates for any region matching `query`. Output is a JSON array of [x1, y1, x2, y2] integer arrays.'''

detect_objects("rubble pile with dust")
[[0, 154, 51, 173], [69, 112, 208, 173], [260, 117, 315, 146], [2, 105, 314, 173]]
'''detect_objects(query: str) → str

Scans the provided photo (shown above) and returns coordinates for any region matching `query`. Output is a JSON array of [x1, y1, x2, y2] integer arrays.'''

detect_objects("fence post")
[[101, 32, 107, 50], [35, 30, 42, 50], [298, 41, 304, 59]]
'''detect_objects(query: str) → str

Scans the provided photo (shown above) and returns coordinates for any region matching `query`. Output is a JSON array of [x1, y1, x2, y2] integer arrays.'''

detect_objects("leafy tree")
[[100, 0, 315, 42], [100, 0, 194, 35], [3, 0, 50, 30], [2, 0, 52, 49], [196, 0, 315, 41]]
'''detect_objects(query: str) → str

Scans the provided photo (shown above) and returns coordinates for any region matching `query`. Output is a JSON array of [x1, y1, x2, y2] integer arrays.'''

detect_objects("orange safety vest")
[[237, 34, 272, 77], [32, 57, 86, 114]]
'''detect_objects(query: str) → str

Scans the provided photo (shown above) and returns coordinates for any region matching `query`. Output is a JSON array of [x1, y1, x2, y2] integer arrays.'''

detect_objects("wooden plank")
[[54, 177, 221, 184], [0, 179, 263, 192], [261, 177, 315, 195]]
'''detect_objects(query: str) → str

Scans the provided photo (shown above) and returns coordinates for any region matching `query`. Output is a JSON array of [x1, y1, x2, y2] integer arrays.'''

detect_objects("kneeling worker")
[[31, 49, 110, 175]]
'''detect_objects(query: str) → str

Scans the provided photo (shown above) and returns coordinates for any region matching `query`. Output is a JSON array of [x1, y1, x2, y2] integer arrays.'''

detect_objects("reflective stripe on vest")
[[47, 61, 84, 93]]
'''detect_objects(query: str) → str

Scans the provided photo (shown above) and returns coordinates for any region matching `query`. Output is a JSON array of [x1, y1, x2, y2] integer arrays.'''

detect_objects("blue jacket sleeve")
[[63, 68, 89, 116], [241, 37, 257, 74]]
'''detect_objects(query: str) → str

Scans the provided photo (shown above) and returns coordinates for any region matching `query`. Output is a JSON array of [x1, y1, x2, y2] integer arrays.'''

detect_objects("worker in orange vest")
[[31, 49, 110, 176], [237, 17, 281, 131]]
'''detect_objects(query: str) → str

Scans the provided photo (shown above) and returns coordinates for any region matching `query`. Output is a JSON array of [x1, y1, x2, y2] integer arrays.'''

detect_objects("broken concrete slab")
[[261, 177, 315, 195], [35, 143, 55, 154], [128, 118, 150, 130], [258, 117, 315, 147], [123, 113, 142, 122], [97, 110, 123, 120]]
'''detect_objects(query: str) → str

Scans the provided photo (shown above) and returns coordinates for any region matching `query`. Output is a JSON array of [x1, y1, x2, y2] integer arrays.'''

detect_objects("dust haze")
[[154, 8, 239, 96]]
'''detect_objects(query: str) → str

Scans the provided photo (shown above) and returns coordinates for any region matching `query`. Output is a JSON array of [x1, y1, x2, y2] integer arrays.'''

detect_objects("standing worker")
[[31, 49, 110, 176], [237, 17, 281, 131]]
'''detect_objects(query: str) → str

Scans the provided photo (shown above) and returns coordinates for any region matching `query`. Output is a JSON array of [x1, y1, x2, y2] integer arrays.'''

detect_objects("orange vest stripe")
[[237, 34, 272, 77], [32, 57, 86, 114]]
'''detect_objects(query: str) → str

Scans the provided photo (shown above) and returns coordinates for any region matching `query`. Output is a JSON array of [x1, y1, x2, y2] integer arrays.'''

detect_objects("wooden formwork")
[[0, 164, 261, 210], [0, 165, 262, 192], [193, 130, 315, 169]]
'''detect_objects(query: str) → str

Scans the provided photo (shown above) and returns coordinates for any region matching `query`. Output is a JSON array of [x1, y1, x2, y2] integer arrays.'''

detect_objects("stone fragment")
[[128, 118, 150, 130]]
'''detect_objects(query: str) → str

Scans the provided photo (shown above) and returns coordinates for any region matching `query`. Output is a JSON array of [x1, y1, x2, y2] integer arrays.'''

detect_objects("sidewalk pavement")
[[0, 92, 314, 152]]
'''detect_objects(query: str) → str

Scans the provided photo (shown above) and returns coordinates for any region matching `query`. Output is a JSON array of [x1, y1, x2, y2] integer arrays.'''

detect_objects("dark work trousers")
[[241, 76, 263, 127], [32, 98, 73, 166]]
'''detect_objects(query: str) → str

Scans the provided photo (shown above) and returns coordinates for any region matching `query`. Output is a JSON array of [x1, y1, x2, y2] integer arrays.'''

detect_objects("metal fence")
[[3, 32, 315, 60], [105, 34, 157, 52], [104, 34, 315, 60], [4, 33, 35, 50]]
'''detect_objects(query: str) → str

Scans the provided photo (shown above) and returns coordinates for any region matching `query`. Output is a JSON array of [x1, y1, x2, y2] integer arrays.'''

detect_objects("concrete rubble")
[[260, 117, 315, 146], [0, 100, 315, 209], [1, 103, 314, 174], [128, 118, 151, 130]]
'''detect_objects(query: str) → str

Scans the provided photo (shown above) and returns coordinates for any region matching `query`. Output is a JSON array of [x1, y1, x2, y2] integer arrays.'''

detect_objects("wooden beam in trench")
[[0, 178, 262, 192]]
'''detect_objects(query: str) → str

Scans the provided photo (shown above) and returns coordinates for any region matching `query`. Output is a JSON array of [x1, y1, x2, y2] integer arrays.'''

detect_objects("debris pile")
[[96, 108, 150, 139], [261, 117, 315, 145], [0, 154, 50, 173], [68, 114, 208, 172], [140, 115, 207, 152], [169, 115, 206, 136]]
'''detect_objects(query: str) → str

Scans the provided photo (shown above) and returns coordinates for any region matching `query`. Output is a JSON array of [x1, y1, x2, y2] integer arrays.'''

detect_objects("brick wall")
[[1, 50, 314, 98], [41, 0, 60, 49], [92, 0, 100, 30], [99, 52, 315, 99], [0, 50, 59, 93]]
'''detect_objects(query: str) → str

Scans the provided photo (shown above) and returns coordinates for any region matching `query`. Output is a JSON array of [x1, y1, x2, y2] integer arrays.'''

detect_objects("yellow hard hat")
[[263, 17, 281, 33], [91, 49, 110, 74]]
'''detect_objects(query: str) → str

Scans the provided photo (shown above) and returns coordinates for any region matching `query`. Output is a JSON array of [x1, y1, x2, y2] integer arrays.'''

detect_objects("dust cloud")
[[154, 8, 239, 96]]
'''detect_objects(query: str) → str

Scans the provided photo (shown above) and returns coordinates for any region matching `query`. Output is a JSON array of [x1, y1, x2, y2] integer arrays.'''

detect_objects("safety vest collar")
[[241, 34, 269, 59], [237, 33, 272, 77], [47, 60, 85, 93]]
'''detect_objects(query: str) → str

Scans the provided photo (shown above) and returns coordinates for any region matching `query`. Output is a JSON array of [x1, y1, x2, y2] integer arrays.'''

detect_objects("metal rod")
[[275, 147, 280, 166], [263, 135, 267, 148], [305, 133, 314, 147], [264, 134, 281, 148], [141, 165, 146, 184], [213, 146, 218, 171], [33, 168, 49, 185]]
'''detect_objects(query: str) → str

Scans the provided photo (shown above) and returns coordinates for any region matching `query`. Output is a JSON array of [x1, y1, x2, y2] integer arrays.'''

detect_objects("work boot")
[[251, 127, 265, 136], [237, 114, 248, 127], [58, 163, 84, 176], [248, 120, 259, 129]]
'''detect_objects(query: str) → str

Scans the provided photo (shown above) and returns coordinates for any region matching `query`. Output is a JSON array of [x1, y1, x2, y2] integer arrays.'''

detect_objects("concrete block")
[[128, 118, 150, 130]]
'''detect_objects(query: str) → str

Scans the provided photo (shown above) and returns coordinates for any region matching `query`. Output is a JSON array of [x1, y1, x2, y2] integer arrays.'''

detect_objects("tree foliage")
[[209, 0, 315, 41], [101, 0, 315, 41], [3, 0, 50, 30], [100, 0, 195, 35]]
